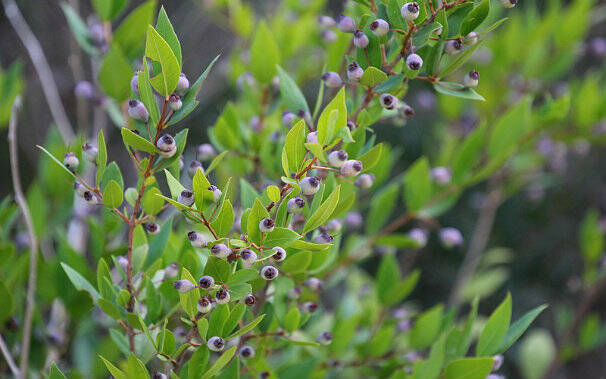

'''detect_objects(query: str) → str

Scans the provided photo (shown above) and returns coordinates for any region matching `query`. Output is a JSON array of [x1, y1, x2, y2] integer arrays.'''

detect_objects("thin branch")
[[0, 334, 19, 377], [448, 182, 502, 308], [8, 97, 39, 379], [3, 0, 75, 143]]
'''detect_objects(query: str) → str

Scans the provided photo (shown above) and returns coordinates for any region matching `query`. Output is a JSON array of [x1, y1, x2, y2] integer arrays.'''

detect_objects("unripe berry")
[[197, 297, 212, 313], [169, 94, 182, 111], [240, 249, 258, 268], [314, 231, 333, 244], [156, 134, 176, 158], [302, 301, 318, 313], [282, 111, 296, 127], [445, 40, 463, 55], [239, 345, 255, 358], [326, 219, 343, 232], [431, 166, 452, 185], [492, 355, 504, 371], [63, 152, 79, 172], [370, 19, 390, 36], [347, 61, 364, 82], [176, 73, 190, 95], [464, 70, 479, 88], [291, 214, 306, 230], [260, 265, 279, 280], [465, 32, 479, 45], [207, 336, 225, 352], [287, 197, 306, 213], [298, 109, 312, 125], [300, 176, 320, 195], [196, 143, 216, 161], [317, 331, 333, 345], [322, 71, 343, 88], [208, 185, 222, 202], [340, 160, 363, 177], [486, 375, 505, 379], [153, 373, 167, 379], [145, 222, 160, 235], [306, 131, 318, 144], [401, 2, 420, 21], [244, 294, 256, 306], [406, 54, 423, 70], [178, 189, 194, 207], [130, 72, 139, 94], [322, 30, 337, 43], [439, 227, 463, 248], [188, 161, 204, 179], [288, 286, 302, 299], [305, 277, 324, 291], [199, 275, 215, 289], [82, 190, 98, 204], [318, 15, 336, 28], [128, 99, 149, 122], [345, 211, 363, 230], [353, 30, 369, 48], [380, 94, 399, 110], [336, 15, 356, 33], [211, 243, 232, 258], [328, 150, 348, 168], [407, 228, 428, 248], [74, 81, 94, 99], [499, 0, 517, 8], [402, 104, 415, 116], [82, 143, 98, 162], [355, 173, 375, 189], [215, 288, 230, 304], [164, 262, 179, 279], [259, 218, 275, 233], [188, 231, 208, 248], [74, 182, 87, 197], [259, 372, 270, 379], [173, 280, 196, 293], [272, 246, 287, 262]]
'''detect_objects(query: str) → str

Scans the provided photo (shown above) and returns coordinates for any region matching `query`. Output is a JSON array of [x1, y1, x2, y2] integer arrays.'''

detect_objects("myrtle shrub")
[[2, 0, 606, 378]]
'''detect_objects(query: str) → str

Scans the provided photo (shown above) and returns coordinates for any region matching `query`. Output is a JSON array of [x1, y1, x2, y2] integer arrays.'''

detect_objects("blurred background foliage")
[[1, 0, 606, 378]]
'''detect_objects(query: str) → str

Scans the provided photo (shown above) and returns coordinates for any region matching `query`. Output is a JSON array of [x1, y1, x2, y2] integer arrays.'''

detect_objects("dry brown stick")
[[8, 97, 39, 379], [0, 334, 19, 377]]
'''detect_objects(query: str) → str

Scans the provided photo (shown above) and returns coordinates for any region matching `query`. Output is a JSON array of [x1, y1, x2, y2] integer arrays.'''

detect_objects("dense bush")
[[1, 0, 606, 378]]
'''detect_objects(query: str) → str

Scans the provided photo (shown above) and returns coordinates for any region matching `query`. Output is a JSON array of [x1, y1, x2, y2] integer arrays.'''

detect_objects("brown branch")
[[0, 334, 19, 377]]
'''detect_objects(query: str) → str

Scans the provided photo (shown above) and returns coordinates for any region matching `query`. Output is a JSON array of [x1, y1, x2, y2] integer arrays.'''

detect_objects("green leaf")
[[303, 185, 340, 234], [49, 362, 68, 379], [125, 354, 150, 379], [96, 130, 108, 186], [103, 180, 124, 208], [433, 82, 485, 101], [414, 334, 446, 379], [317, 88, 347, 145], [36, 145, 76, 179], [451, 124, 486, 182], [284, 307, 301, 332], [200, 346, 237, 379], [100, 356, 127, 379], [413, 22, 440, 49], [204, 256, 231, 283], [121, 128, 156, 153], [410, 305, 444, 349], [113, 0, 157, 59], [487, 96, 532, 160], [223, 303, 246, 337], [367, 183, 399, 234], [146, 218, 172, 267], [247, 198, 270, 245], [92, 0, 127, 20], [226, 269, 257, 285], [580, 209, 604, 265], [476, 293, 512, 356], [155, 6, 182, 67], [498, 304, 548, 353], [282, 251, 312, 274], [169, 55, 220, 125], [193, 169, 213, 211], [283, 120, 307, 175], [250, 21, 280, 84], [138, 62, 160, 126], [60, 2, 97, 55], [263, 227, 301, 248], [0, 280, 14, 323], [211, 199, 235, 237], [227, 314, 265, 339], [277, 65, 309, 113], [375, 74, 404, 93], [403, 157, 432, 212], [444, 357, 494, 379], [358, 143, 383, 172], [178, 268, 200, 318], [460, 0, 490, 36], [61, 263, 100, 302], [317, 109, 339, 146], [206, 151, 228, 174], [360, 66, 388, 87], [266, 185, 280, 202], [98, 45, 132, 101], [164, 169, 185, 199], [439, 41, 484, 79], [142, 187, 164, 215], [145, 25, 180, 96], [100, 162, 124, 192]]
